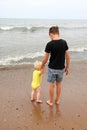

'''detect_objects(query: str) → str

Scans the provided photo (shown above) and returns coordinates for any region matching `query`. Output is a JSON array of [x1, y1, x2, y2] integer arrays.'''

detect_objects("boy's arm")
[[65, 50, 70, 75], [41, 53, 49, 68]]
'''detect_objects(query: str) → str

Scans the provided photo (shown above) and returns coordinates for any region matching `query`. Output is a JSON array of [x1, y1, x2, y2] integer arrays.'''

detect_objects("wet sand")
[[0, 61, 87, 130]]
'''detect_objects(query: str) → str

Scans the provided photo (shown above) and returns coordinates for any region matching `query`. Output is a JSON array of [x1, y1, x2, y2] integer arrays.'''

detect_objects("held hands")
[[40, 66, 45, 74]]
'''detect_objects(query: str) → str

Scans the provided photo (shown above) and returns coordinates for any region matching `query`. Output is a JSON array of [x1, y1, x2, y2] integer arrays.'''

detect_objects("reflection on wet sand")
[[48, 105, 61, 121], [31, 102, 61, 123], [31, 102, 42, 122]]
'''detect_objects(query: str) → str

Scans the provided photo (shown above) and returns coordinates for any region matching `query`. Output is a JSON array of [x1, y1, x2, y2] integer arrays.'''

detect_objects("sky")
[[0, 0, 87, 19]]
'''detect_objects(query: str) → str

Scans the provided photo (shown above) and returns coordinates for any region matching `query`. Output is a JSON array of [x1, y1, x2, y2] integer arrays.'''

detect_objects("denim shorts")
[[48, 67, 65, 83]]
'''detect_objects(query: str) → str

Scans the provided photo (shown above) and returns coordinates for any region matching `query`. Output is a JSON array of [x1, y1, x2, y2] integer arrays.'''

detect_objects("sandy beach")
[[0, 61, 87, 130]]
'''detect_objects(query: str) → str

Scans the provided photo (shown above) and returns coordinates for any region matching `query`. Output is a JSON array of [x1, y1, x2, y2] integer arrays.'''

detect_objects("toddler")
[[31, 61, 44, 103]]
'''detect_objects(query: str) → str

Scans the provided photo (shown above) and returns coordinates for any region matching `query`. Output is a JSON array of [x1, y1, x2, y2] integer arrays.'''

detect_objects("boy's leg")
[[31, 89, 35, 101], [47, 82, 54, 106], [49, 83, 55, 103], [36, 87, 42, 103], [55, 82, 61, 104]]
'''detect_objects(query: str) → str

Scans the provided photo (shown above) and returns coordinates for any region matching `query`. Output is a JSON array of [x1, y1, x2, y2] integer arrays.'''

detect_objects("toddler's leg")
[[31, 89, 35, 101], [36, 87, 42, 103]]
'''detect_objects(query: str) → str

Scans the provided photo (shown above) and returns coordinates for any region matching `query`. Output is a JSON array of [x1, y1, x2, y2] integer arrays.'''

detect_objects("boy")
[[41, 26, 70, 106]]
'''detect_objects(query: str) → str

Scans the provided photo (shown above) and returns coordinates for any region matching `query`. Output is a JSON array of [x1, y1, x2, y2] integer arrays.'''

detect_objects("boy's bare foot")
[[36, 100, 42, 103], [55, 100, 60, 105], [46, 100, 53, 106]]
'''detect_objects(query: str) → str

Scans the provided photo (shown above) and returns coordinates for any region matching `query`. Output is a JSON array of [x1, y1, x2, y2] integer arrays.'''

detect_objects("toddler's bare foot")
[[31, 98, 35, 102], [36, 100, 42, 103]]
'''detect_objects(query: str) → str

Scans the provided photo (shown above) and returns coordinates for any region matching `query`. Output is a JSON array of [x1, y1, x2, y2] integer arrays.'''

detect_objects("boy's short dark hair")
[[49, 26, 59, 35]]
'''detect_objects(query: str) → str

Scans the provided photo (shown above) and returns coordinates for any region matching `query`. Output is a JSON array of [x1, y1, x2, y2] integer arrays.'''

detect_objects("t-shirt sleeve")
[[65, 41, 69, 51], [45, 43, 51, 53]]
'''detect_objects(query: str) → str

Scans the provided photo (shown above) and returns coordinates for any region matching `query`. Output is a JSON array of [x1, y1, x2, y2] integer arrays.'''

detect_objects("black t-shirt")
[[45, 39, 69, 69]]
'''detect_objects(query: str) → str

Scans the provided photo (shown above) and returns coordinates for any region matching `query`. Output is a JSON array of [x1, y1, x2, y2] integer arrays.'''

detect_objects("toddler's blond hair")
[[34, 61, 42, 69]]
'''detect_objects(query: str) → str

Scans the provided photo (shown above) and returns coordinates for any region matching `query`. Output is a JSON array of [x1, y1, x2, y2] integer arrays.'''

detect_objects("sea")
[[0, 18, 87, 66]]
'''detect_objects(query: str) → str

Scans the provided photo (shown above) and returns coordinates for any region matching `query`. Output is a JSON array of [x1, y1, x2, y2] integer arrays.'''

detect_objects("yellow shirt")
[[31, 70, 42, 89]]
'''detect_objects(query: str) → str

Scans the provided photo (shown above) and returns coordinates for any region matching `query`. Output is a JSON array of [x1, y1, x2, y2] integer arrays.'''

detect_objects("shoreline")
[[0, 61, 87, 130], [0, 60, 87, 70]]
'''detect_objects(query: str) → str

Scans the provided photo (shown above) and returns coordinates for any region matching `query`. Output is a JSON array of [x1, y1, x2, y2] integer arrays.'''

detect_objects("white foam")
[[0, 26, 14, 30], [0, 25, 48, 31], [0, 51, 44, 65], [69, 47, 87, 52], [0, 48, 87, 66]]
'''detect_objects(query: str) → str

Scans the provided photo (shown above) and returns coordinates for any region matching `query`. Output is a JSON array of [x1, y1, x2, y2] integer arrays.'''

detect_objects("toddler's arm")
[[40, 67, 44, 75]]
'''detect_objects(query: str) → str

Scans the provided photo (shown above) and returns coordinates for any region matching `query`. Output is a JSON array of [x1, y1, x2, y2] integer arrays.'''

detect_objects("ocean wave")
[[0, 51, 44, 65], [0, 48, 87, 66], [0, 25, 87, 32], [69, 47, 87, 52], [60, 26, 87, 30], [0, 26, 48, 32]]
